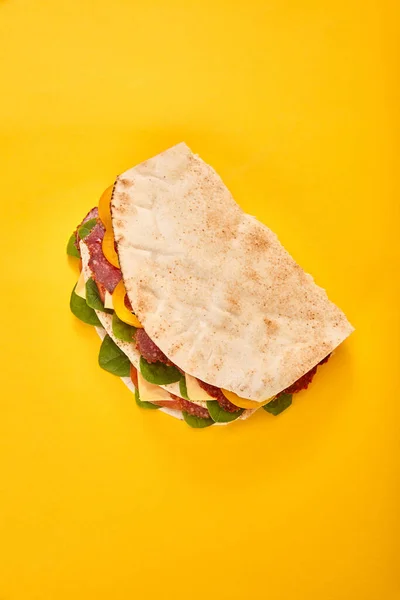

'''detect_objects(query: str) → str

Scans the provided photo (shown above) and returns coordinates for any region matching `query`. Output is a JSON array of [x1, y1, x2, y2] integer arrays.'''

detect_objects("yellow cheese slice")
[[75, 270, 86, 299], [104, 291, 113, 310], [137, 371, 174, 404], [185, 374, 214, 402]]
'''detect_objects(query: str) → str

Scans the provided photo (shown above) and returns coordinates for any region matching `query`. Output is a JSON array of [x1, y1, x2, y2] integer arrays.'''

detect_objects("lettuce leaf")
[[70, 284, 102, 326], [98, 334, 130, 377], [78, 218, 97, 240], [206, 401, 243, 423], [140, 356, 182, 385], [112, 313, 136, 342], [67, 233, 80, 258], [182, 412, 214, 428], [85, 279, 113, 314], [179, 377, 189, 400], [262, 394, 292, 415]]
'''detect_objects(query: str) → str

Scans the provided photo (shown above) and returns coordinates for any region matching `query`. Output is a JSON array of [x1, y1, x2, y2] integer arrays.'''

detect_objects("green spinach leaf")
[[179, 377, 189, 400], [112, 312, 136, 342], [182, 412, 214, 428], [206, 401, 243, 423], [70, 284, 102, 326], [98, 334, 130, 376], [263, 393, 292, 416], [67, 233, 80, 258], [140, 356, 182, 385], [85, 279, 113, 313], [134, 387, 160, 410], [78, 218, 97, 240]]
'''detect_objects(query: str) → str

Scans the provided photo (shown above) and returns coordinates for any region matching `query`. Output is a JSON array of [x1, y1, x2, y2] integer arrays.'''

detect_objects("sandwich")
[[67, 143, 353, 427]]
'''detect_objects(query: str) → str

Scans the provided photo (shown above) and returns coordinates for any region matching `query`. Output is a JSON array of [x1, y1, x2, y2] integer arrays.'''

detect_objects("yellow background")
[[0, 0, 398, 598]]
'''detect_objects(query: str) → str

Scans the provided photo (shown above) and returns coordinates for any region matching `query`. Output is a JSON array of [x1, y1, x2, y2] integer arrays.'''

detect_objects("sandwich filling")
[[68, 202, 331, 426]]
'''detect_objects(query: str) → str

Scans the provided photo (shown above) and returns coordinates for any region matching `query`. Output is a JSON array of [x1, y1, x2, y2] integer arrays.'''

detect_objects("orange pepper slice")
[[98, 185, 113, 226], [102, 228, 120, 269], [221, 389, 275, 409], [112, 280, 143, 328], [98, 185, 120, 268]]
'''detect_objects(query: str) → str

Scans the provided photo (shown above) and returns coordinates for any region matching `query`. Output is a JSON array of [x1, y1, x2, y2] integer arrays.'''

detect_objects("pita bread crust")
[[111, 143, 354, 401]]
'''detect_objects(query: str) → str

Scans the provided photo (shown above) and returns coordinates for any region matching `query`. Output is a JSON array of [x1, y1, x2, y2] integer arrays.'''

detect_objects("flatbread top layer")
[[111, 143, 353, 401]]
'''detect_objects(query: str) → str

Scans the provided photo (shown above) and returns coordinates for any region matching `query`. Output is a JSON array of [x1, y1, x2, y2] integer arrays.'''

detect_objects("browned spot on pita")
[[263, 318, 279, 335], [246, 228, 270, 252], [168, 342, 182, 357], [135, 283, 158, 317], [115, 233, 126, 244], [135, 296, 148, 314], [119, 178, 133, 188], [114, 202, 135, 216], [116, 191, 130, 204], [211, 357, 223, 372], [114, 219, 125, 230], [247, 268, 261, 283], [205, 210, 239, 242], [261, 374, 274, 387], [226, 293, 241, 316], [224, 281, 242, 316], [244, 228, 271, 252]]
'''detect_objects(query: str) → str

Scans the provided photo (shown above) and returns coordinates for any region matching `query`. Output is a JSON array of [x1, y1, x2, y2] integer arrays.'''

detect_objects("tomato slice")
[[152, 399, 183, 410], [130, 364, 138, 389], [95, 281, 106, 304], [112, 280, 143, 328]]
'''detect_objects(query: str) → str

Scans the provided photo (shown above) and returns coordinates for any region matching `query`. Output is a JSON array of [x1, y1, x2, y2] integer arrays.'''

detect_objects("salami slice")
[[178, 398, 211, 419], [279, 354, 331, 396], [135, 329, 170, 365], [85, 223, 121, 293], [197, 380, 241, 413], [74, 207, 99, 250], [124, 293, 133, 311]]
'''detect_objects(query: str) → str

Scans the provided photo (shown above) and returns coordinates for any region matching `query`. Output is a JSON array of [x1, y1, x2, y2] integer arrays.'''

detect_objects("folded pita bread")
[[111, 143, 353, 401]]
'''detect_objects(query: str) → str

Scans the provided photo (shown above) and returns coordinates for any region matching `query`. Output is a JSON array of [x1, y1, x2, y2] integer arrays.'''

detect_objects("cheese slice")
[[185, 374, 214, 403], [104, 291, 113, 309], [75, 270, 86, 299], [137, 371, 174, 404]]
